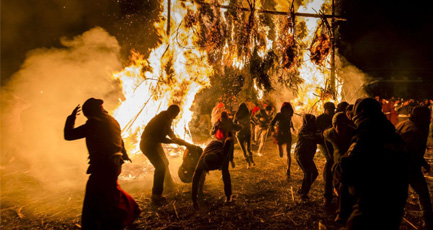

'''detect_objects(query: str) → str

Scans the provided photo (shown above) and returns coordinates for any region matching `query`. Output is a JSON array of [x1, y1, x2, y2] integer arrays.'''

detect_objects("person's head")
[[410, 106, 431, 127], [167, 105, 180, 119], [236, 103, 250, 119], [346, 104, 354, 120], [352, 98, 382, 126], [281, 102, 294, 117], [302, 114, 317, 131], [216, 102, 225, 108], [336, 101, 349, 113], [323, 102, 335, 115], [82, 98, 104, 117], [374, 96, 380, 102], [265, 105, 273, 115], [332, 112, 351, 134]]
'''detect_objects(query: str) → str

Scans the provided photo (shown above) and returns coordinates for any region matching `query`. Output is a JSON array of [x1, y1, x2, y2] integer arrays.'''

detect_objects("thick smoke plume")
[[1, 27, 124, 204]]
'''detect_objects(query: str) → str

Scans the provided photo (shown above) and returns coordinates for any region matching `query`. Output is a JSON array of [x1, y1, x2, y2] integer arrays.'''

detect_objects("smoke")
[[336, 55, 370, 104], [1, 27, 124, 203]]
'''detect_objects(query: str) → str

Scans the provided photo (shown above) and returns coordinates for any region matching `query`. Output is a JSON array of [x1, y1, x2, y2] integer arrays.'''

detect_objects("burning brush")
[[310, 32, 331, 66]]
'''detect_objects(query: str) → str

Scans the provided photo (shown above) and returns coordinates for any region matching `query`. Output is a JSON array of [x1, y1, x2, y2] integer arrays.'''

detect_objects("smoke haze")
[[1, 27, 125, 207]]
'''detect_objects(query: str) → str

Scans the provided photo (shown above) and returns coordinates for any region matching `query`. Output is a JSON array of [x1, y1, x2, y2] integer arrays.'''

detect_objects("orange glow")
[[111, 0, 340, 157]]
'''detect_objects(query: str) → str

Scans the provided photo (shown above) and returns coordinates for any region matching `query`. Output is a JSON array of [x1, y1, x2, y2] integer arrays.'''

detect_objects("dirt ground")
[[1, 137, 433, 230]]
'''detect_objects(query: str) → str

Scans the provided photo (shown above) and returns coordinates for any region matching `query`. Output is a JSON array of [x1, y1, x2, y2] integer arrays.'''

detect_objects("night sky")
[[2, 0, 433, 96], [338, 0, 433, 89]]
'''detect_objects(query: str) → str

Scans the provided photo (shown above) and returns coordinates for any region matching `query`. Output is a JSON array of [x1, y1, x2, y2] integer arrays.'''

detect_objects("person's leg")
[[278, 144, 284, 158], [286, 139, 292, 177], [221, 159, 232, 202], [81, 174, 102, 230], [237, 135, 251, 166], [246, 133, 254, 165], [144, 145, 166, 197], [198, 173, 206, 197], [257, 128, 266, 154], [157, 145, 176, 189], [297, 157, 311, 198], [318, 144, 333, 204], [409, 170, 433, 229]]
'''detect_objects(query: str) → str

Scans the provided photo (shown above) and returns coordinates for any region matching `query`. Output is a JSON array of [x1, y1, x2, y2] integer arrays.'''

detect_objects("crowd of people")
[[64, 96, 433, 229]]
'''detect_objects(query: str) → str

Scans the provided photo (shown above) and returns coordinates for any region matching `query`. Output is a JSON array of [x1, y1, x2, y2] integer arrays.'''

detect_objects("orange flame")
[[111, 0, 340, 157]]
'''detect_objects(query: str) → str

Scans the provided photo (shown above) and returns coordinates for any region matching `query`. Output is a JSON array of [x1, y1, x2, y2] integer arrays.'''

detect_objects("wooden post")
[[330, 0, 336, 98], [167, 0, 171, 36]]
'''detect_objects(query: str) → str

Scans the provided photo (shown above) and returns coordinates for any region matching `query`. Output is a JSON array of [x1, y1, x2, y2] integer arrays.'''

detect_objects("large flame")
[[111, 0, 339, 157]]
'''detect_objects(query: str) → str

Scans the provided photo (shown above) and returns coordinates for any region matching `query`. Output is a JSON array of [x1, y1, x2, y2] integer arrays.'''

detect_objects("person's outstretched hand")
[[71, 105, 81, 117]]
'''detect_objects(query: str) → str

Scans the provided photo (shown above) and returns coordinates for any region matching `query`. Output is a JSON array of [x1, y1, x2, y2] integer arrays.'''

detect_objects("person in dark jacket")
[[323, 112, 356, 224], [64, 98, 140, 230], [316, 101, 335, 206], [140, 105, 192, 202], [295, 114, 322, 200], [234, 103, 254, 168], [192, 137, 234, 208], [396, 106, 433, 229], [341, 98, 408, 230], [270, 102, 295, 177]]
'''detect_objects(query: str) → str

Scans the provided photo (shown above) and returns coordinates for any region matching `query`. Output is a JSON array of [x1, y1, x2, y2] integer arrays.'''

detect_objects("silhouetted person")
[[336, 101, 349, 113], [316, 101, 335, 206], [270, 102, 295, 177], [64, 98, 140, 229], [346, 104, 354, 120], [341, 98, 408, 230], [192, 137, 234, 208], [323, 112, 356, 224], [211, 111, 240, 168], [140, 105, 192, 202], [396, 99, 412, 123], [234, 103, 254, 168], [396, 106, 433, 229], [253, 106, 274, 156], [295, 114, 321, 200]]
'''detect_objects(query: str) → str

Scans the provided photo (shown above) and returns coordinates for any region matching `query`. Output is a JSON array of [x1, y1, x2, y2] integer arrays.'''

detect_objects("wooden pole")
[[167, 0, 171, 36], [330, 0, 336, 98], [194, 0, 345, 20]]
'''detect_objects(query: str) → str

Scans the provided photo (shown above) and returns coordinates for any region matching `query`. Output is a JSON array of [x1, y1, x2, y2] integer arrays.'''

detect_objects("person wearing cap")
[[140, 105, 192, 202], [396, 106, 433, 229], [191, 137, 234, 208], [341, 98, 408, 230], [323, 112, 356, 224], [64, 98, 140, 229], [316, 101, 336, 206]]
